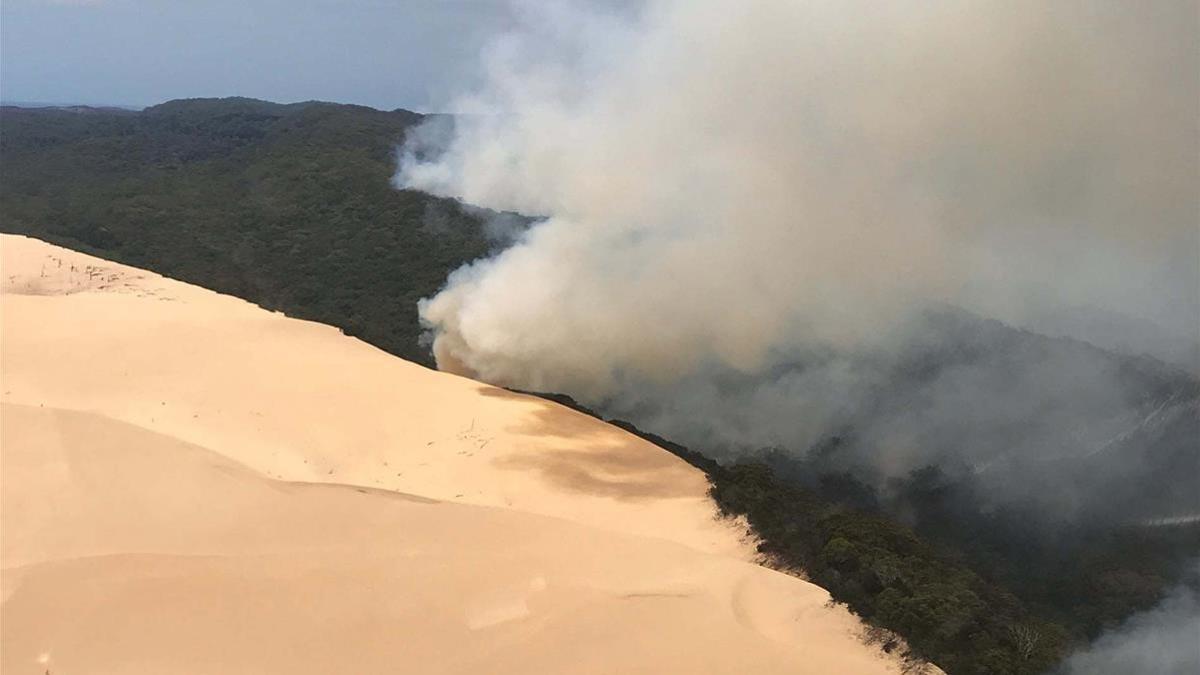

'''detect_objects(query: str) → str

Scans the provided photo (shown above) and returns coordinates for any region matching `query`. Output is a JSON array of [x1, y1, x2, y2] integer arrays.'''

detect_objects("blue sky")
[[0, 0, 519, 111]]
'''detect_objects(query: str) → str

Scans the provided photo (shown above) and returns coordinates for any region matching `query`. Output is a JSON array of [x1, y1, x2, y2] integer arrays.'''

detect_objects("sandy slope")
[[0, 234, 904, 673]]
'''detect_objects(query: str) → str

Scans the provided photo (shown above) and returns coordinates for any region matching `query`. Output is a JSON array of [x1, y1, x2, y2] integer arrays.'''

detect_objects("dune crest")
[[1, 234, 908, 673]]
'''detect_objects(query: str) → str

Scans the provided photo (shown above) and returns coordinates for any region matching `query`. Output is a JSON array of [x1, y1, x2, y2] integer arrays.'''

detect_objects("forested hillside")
[[0, 98, 491, 364], [532, 383, 1197, 675]]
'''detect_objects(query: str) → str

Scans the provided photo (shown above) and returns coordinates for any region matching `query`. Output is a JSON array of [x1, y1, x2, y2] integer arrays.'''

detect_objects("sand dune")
[[1, 234, 905, 673]]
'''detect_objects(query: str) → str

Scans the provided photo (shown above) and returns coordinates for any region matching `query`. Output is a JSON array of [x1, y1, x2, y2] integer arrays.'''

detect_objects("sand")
[[1, 234, 907, 674]]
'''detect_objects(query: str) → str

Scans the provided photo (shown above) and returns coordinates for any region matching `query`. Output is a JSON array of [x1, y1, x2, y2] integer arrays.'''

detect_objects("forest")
[[1, 98, 492, 365]]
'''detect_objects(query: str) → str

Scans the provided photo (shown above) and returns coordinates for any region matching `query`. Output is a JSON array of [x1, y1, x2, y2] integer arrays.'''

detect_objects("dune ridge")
[[1, 234, 906, 674]]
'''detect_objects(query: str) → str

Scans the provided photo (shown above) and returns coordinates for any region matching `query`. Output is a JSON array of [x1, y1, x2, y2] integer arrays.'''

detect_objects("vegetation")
[[711, 462, 1068, 674], [752, 449, 1199, 667], [589, 411, 1067, 673], [0, 98, 492, 364], [537, 391, 1195, 674], [877, 465, 1195, 638]]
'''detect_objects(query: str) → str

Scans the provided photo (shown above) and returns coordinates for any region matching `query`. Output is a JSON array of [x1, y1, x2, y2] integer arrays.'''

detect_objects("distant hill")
[[1, 101, 143, 113], [0, 97, 492, 365]]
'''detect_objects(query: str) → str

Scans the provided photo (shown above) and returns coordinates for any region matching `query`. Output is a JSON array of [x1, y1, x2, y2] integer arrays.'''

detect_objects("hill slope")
[[0, 234, 908, 674]]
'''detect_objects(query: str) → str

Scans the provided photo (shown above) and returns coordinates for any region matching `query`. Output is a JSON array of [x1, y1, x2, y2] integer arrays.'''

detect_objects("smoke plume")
[[397, 0, 1198, 514]]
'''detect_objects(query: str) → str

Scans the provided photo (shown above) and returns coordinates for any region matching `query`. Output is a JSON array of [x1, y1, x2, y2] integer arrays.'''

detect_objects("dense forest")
[[0, 97, 492, 365], [541, 391, 1197, 675], [3, 98, 1195, 674]]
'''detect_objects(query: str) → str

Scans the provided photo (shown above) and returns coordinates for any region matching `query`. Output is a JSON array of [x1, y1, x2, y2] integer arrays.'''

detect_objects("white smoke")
[[1059, 582, 1200, 675], [399, 0, 1198, 399]]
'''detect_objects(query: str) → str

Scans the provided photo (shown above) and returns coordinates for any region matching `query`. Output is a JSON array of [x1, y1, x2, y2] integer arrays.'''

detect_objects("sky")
[[0, 0, 524, 111]]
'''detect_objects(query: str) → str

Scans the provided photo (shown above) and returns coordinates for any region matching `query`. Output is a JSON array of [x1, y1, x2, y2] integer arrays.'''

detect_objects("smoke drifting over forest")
[[399, 0, 1197, 512]]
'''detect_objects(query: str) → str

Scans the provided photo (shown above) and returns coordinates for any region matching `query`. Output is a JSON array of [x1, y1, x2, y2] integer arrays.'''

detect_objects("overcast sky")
[[0, 0, 525, 111]]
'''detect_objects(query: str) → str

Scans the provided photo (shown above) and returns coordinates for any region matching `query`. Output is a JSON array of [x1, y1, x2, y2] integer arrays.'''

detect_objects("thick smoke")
[[397, 1, 1198, 515]]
